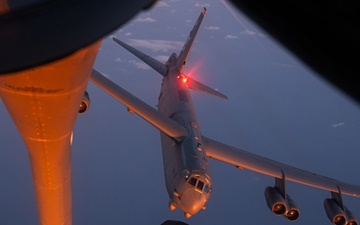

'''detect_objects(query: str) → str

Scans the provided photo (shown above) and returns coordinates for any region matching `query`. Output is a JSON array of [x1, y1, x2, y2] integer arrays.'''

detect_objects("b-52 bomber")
[[91, 8, 360, 224]]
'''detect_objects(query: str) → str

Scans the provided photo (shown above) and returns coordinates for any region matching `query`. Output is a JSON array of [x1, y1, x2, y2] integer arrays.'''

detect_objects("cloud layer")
[[225, 34, 238, 39], [134, 17, 157, 23], [127, 39, 183, 52], [205, 26, 220, 31]]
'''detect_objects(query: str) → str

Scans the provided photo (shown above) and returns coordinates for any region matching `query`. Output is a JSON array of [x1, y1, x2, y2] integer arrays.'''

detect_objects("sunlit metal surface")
[[0, 41, 100, 225]]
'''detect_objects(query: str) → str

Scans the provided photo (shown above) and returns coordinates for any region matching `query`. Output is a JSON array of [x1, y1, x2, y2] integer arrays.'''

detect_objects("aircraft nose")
[[180, 189, 206, 216]]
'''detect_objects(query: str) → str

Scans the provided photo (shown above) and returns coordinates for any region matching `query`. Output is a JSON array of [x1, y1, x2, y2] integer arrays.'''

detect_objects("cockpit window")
[[197, 180, 204, 191], [204, 184, 211, 193], [189, 177, 197, 187], [187, 174, 211, 193]]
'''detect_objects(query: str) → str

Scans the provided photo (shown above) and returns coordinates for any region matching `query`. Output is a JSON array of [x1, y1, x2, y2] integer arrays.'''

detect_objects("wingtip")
[[202, 7, 207, 15], [218, 92, 228, 100], [112, 36, 124, 46]]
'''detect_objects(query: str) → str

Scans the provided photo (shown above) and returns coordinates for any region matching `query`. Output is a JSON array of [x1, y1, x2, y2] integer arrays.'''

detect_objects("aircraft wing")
[[201, 135, 360, 197], [91, 69, 188, 140]]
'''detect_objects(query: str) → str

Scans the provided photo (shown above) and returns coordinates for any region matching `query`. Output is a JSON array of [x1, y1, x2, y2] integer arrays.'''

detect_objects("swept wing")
[[91, 69, 187, 140], [202, 135, 360, 197]]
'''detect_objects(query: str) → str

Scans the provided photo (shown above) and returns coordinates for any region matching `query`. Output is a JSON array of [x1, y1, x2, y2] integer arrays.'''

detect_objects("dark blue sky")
[[1, 0, 360, 224]]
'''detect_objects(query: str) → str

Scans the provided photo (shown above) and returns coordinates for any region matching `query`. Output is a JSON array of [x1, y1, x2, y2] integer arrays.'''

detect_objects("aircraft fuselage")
[[158, 54, 212, 217]]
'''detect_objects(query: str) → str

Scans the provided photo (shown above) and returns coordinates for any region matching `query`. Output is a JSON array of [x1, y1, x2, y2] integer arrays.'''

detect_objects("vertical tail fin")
[[112, 7, 206, 76], [176, 7, 206, 72]]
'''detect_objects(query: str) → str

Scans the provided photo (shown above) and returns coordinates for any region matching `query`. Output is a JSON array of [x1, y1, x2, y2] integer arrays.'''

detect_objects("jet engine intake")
[[285, 195, 300, 221], [344, 207, 358, 225], [79, 91, 90, 114], [264, 186, 300, 221], [265, 186, 287, 215], [324, 198, 358, 225]]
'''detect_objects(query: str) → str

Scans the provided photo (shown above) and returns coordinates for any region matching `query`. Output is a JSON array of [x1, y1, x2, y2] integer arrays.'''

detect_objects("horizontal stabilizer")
[[113, 36, 168, 76], [91, 69, 187, 140], [186, 76, 228, 99]]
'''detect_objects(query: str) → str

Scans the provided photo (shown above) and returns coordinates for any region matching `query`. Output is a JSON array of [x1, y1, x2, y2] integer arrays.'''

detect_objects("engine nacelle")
[[324, 198, 347, 225], [265, 186, 287, 215], [285, 194, 300, 221], [265, 186, 300, 221], [79, 91, 90, 114], [345, 206, 359, 225], [324, 198, 358, 225]]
